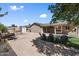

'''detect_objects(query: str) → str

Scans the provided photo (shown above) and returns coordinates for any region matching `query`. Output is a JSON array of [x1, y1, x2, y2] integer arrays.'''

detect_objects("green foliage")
[[40, 33, 69, 45], [0, 7, 8, 17], [0, 23, 7, 32], [47, 33, 54, 42], [69, 37, 79, 45], [0, 7, 8, 32], [48, 3, 79, 26], [54, 36, 61, 43], [41, 33, 47, 41], [60, 35, 68, 45]]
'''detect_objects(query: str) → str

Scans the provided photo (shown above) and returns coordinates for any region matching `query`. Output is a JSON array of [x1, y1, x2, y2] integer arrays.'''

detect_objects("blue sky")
[[0, 3, 53, 26]]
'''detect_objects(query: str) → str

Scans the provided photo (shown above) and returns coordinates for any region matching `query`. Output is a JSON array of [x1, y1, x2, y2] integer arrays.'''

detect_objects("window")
[[65, 26, 70, 30], [56, 26, 62, 34]]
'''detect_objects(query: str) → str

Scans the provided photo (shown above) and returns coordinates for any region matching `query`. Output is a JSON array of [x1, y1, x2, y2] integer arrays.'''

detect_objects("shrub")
[[0, 23, 7, 33], [60, 35, 68, 45], [54, 36, 61, 44], [41, 33, 47, 41], [54, 35, 68, 44], [39, 33, 68, 45], [47, 33, 54, 42]]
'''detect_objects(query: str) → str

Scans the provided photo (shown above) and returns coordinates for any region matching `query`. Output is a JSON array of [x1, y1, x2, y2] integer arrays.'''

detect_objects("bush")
[[47, 33, 54, 42], [41, 33, 47, 41], [54, 35, 68, 45], [54, 36, 61, 44], [0, 23, 7, 33], [39, 33, 69, 45], [60, 35, 68, 45]]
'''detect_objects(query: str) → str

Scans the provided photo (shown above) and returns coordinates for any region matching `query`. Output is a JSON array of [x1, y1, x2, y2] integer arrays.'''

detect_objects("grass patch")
[[67, 37, 79, 49], [69, 37, 79, 45]]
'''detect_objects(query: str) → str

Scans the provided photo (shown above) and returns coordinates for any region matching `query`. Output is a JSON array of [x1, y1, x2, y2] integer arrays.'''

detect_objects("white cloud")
[[24, 19, 28, 23], [20, 6, 24, 8], [24, 19, 29, 25], [10, 5, 24, 11], [40, 14, 47, 18], [24, 19, 34, 25]]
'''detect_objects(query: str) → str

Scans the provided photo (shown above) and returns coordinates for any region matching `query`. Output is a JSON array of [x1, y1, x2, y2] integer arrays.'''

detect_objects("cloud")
[[20, 6, 24, 9], [24, 19, 34, 25], [24, 19, 28, 23], [10, 5, 24, 11], [40, 14, 47, 18]]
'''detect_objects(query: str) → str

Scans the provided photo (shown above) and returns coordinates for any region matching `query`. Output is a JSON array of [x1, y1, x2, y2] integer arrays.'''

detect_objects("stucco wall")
[[30, 25, 43, 33]]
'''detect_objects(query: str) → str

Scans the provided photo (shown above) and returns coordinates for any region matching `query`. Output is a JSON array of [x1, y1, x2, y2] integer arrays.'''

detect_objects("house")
[[27, 22, 70, 34]]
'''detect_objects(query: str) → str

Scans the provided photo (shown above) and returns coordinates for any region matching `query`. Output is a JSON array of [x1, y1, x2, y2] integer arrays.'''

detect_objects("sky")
[[0, 3, 53, 26]]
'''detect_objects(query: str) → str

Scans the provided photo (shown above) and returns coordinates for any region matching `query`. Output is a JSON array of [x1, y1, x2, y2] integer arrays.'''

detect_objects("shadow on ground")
[[31, 37, 79, 56], [0, 42, 17, 56]]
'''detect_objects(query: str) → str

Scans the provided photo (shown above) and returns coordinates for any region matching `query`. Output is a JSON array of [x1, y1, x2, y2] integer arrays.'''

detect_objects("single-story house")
[[27, 22, 70, 34]]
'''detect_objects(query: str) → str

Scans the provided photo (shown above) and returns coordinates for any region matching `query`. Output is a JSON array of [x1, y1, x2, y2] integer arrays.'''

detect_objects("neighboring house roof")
[[30, 22, 68, 28]]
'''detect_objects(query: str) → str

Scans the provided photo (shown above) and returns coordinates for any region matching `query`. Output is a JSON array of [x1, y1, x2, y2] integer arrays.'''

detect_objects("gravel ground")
[[0, 41, 17, 56], [32, 38, 79, 56]]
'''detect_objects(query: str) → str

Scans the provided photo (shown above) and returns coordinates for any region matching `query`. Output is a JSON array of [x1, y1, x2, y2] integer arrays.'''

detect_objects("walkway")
[[8, 32, 45, 56]]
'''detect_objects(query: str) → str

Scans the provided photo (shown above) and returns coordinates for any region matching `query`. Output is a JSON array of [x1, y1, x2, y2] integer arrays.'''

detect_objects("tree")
[[12, 24, 17, 27], [0, 7, 8, 17], [0, 23, 7, 32], [48, 3, 79, 26], [0, 7, 8, 32]]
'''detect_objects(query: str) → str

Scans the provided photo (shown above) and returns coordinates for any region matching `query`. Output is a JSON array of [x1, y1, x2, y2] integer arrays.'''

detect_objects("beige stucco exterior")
[[30, 25, 43, 33], [29, 23, 70, 34]]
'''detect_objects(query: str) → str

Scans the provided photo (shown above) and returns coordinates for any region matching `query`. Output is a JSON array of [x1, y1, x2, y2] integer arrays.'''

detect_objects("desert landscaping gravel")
[[8, 32, 79, 56]]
